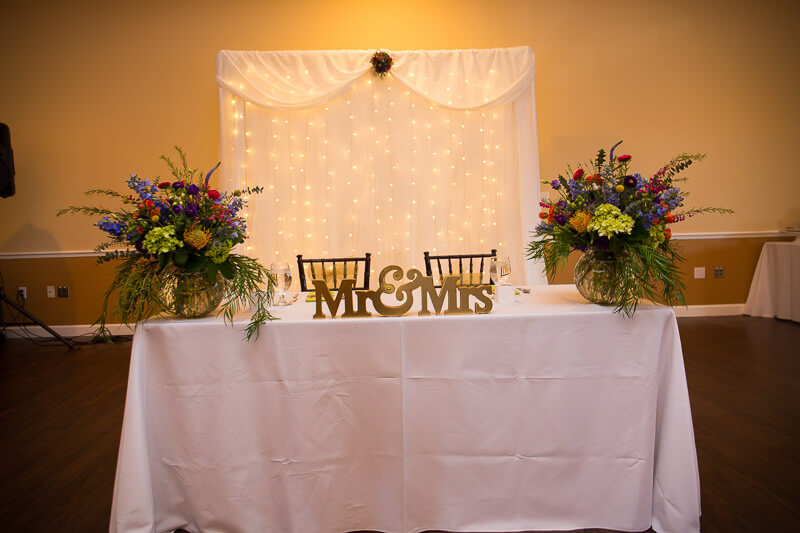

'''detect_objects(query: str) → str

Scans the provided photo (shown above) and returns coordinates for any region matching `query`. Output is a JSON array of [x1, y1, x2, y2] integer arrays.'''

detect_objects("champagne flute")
[[270, 262, 292, 306]]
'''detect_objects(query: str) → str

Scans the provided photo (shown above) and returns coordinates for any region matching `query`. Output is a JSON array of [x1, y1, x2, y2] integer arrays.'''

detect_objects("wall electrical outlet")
[[713, 266, 725, 279], [57, 286, 69, 298], [17, 286, 27, 299], [47, 286, 56, 298], [693, 267, 706, 279]]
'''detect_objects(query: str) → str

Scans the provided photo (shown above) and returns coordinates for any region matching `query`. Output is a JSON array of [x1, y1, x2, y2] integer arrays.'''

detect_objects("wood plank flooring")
[[0, 316, 798, 532], [679, 316, 800, 531], [0, 336, 130, 532]]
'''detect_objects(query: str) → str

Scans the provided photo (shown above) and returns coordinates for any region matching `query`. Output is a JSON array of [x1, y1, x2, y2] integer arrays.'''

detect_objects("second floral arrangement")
[[527, 141, 732, 315]]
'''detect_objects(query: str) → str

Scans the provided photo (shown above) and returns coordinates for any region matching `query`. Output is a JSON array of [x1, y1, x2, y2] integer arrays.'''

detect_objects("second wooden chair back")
[[423, 249, 497, 287]]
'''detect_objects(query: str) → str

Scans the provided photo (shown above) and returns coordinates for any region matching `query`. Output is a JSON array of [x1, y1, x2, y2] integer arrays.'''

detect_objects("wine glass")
[[270, 262, 293, 306], [498, 256, 512, 285]]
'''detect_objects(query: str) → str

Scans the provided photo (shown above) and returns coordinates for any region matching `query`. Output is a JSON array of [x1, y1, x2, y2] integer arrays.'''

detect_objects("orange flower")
[[665, 228, 672, 240], [183, 226, 212, 250], [665, 213, 674, 223], [569, 211, 592, 233]]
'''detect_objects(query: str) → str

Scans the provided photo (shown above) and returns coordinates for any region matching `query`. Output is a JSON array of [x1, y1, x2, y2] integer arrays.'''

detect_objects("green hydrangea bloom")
[[647, 225, 666, 247], [204, 240, 233, 264], [587, 204, 634, 237], [143, 226, 182, 255]]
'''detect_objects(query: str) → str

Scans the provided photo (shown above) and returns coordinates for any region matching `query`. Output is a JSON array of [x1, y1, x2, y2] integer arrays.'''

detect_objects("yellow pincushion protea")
[[569, 211, 592, 233], [183, 226, 212, 250]]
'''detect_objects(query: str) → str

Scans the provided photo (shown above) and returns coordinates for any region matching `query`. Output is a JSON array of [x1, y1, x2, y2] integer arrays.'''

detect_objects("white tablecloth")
[[744, 241, 800, 322], [110, 285, 700, 533]]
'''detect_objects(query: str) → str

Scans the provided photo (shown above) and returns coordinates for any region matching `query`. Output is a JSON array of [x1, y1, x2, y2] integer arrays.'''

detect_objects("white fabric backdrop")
[[216, 48, 544, 284]]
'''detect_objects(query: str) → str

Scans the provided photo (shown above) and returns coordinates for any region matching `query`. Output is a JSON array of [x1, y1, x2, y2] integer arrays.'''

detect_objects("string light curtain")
[[216, 47, 545, 284]]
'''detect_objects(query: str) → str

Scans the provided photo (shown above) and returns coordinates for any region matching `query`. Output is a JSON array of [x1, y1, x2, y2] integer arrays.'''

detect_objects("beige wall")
[[1, 0, 799, 253], [1, 0, 798, 324]]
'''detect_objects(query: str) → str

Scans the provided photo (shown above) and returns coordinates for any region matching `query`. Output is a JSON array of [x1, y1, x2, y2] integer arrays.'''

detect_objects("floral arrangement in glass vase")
[[526, 141, 732, 316], [58, 147, 276, 340]]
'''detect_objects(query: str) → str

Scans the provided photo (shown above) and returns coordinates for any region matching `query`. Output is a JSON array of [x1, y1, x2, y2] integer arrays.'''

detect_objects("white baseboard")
[[674, 303, 744, 317], [672, 230, 787, 240], [3, 323, 134, 339]]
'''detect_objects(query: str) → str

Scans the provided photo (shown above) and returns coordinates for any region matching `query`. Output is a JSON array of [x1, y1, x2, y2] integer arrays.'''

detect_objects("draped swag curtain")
[[216, 47, 544, 284]]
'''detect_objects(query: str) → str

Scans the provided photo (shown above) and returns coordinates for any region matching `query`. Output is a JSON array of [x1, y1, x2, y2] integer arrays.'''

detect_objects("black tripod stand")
[[0, 284, 75, 349]]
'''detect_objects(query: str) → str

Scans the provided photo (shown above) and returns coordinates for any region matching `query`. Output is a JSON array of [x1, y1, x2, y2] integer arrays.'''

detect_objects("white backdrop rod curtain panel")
[[216, 47, 545, 285]]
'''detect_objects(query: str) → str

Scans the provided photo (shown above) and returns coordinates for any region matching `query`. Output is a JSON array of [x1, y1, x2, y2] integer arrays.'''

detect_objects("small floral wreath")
[[370, 51, 393, 79]]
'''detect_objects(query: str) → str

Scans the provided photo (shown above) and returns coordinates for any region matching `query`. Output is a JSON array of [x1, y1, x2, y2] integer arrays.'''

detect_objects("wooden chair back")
[[423, 249, 497, 287], [296, 253, 371, 292]]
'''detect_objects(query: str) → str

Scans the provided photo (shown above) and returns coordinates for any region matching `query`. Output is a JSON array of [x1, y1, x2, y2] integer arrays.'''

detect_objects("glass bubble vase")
[[574, 251, 625, 306], [158, 269, 225, 318]]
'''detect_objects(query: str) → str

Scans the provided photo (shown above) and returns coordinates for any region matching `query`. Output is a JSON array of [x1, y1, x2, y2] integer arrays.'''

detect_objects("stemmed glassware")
[[498, 256, 511, 285], [270, 262, 293, 306], [490, 256, 512, 294]]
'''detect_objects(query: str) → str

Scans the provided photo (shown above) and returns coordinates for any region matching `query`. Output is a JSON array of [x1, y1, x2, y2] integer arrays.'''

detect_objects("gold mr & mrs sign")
[[313, 265, 493, 318]]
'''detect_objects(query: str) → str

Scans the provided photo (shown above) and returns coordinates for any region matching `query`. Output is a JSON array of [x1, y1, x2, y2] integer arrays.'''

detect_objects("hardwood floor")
[[0, 336, 130, 532], [0, 316, 798, 532], [679, 316, 800, 531]]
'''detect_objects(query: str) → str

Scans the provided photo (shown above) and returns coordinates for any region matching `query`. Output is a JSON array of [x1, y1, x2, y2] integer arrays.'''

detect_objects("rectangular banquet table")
[[110, 285, 700, 533]]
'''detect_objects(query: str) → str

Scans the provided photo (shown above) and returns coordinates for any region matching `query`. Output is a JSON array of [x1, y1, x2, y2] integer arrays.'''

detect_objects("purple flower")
[[608, 140, 624, 161], [204, 162, 221, 187], [550, 179, 561, 190], [172, 181, 184, 190], [185, 203, 198, 217], [555, 214, 567, 225], [96, 217, 124, 237], [172, 204, 183, 214], [568, 178, 584, 198], [186, 184, 200, 195], [623, 175, 637, 188]]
